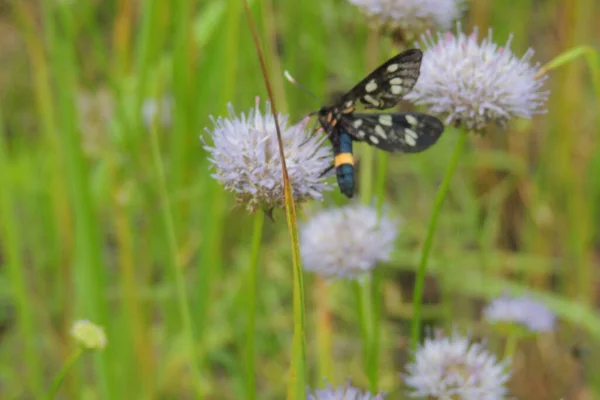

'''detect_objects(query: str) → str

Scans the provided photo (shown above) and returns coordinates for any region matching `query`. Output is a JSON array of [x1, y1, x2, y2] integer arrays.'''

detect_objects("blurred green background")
[[0, 0, 599, 398]]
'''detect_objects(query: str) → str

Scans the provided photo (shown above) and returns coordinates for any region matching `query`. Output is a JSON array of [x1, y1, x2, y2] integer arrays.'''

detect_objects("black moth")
[[316, 49, 445, 198]]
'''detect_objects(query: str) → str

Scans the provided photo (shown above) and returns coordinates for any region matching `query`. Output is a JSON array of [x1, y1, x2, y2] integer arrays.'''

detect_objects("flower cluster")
[[405, 25, 549, 131], [347, 0, 464, 40], [308, 381, 384, 400], [404, 330, 511, 399], [203, 98, 332, 212], [300, 204, 398, 279], [483, 294, 556, 333], [70, 319, 107, 350]]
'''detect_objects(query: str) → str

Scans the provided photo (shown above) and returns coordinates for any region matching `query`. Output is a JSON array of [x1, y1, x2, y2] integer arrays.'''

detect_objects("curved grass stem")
[[48, 348, 83, 399]]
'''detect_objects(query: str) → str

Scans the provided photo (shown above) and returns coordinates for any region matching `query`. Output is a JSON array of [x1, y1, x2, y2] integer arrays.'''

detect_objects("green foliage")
[[0, 0, 599, 399]]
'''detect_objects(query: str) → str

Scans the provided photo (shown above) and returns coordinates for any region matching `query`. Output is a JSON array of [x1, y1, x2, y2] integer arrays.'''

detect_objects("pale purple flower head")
[[483, 295, 556, 333], [347, 0, 464, 40], [405, 24, 549, 132], [300, 204, 398, 279], [404, 330, 511, 399], [203, 98, 332, 212], [308, 381, 385, 400]]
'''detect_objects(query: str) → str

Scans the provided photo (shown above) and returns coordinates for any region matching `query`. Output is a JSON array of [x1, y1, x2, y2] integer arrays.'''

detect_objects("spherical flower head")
[[347, 0, 464, 41], [404, 330, 511, 399], [483, 294, 556, 334], [203, 98, 332, 212], [70, 320, 107, 350], [405, 24, 549, 132], [308, 381, 385, 400], [300, 204, 398, 279], [203, 98, 332, 211]]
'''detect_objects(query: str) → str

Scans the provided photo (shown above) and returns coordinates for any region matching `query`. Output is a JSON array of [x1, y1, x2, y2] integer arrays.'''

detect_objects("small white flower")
[[404, 330, 511, 399], [347, 0, 464, 39], [484, 295, 556, 333], [70, 320, 107, 350], [308, 381, 384, 400], [142, 96, 173, 129], [300, 204, 398, 279], [203, 98, 332, 212], [406, 24, 549, 131]]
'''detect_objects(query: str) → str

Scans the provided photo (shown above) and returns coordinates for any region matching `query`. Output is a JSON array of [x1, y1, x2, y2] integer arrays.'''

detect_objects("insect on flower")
[[288, 49, 445, 198]]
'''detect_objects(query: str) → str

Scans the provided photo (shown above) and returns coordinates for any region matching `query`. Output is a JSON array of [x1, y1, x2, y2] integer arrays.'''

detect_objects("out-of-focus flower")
[[300, 204, 398, 279], [76, 89, 114, 157], [142, 96, 174, 130], [404, 330, 511, 399], [70, 320, 107, 350], [483, 294, 556, 333], [308, 381, 385, 400], [405, 24, 549, 132], [203, 98, 332, 212], [347, 0, 464, 40]]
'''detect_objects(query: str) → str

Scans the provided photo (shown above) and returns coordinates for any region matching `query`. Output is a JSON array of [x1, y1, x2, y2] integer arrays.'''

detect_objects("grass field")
[[1, 0, 600, 399]]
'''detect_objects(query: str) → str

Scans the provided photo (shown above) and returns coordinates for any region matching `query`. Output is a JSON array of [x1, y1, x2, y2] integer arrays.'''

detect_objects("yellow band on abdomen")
[[334, 153, 354, 167]]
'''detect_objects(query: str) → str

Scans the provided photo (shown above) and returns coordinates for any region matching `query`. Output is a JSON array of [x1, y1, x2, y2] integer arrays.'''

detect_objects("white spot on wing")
[[387, 64, 399, 72], [357, 130, 366, 138], [369, 136, 380, 144], [365, 79, 378, 93], [405, 115, 419, 126], [405, 129, 418, 139], [378, 115, 393, 126], [375, 125, 387, 139], [390, 85, 403, 95], [353, 119, 363, 128], [389, 77, 403, 85], [405, 134, 417, 146], [363, 94, 380, 107], [345, 100, 354, 108]]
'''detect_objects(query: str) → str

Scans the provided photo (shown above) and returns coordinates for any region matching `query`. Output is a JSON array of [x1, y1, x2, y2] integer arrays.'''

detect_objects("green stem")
[[148, 104, 203, 397], [374, 153, 389, 213], [411, 130, 469, 349], [359, 146, 375, 205], [315, 278, 333, 382], [245, 211, 265, 400], [503, 334, 519, 360], [48, 348, 84, 399], [354, 280, 373, 364], [0, 108, 44, 397]]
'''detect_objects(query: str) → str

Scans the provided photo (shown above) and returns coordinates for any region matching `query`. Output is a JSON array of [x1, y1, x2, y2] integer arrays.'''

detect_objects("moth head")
[[317, 107, 339, 134]]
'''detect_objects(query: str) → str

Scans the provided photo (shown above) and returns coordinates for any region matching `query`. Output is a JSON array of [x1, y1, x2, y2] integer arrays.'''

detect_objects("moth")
[[316, 49, 445, 198]]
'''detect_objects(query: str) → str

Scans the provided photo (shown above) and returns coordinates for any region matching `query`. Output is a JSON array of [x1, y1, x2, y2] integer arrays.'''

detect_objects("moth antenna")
[[284, 70, 323, 107]]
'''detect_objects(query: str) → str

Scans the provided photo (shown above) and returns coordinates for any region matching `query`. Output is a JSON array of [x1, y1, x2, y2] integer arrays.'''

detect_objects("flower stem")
[[48, 348, 83, 399], [148, 97, 203, 396], [315, 277, 333, 382], [245, 211, 264, 400], [411, 130, 468, 349], [503, 334, 519, 360]]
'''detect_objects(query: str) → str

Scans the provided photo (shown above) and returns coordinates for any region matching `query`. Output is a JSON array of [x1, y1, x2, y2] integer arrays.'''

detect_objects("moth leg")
[[319, 164, 334, 177]]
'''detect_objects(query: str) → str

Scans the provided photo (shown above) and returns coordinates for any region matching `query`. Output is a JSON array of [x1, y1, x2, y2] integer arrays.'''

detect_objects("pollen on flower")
[[405, 24, 549, 132], [308, 380, 385, 400], [70, 319, 107, 350], [483, 294, 556, 333], [403, 330, 511, 399], [300, 204, 398, 279], [202, 98, 332, 212], [347, 0, 464, 40]]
